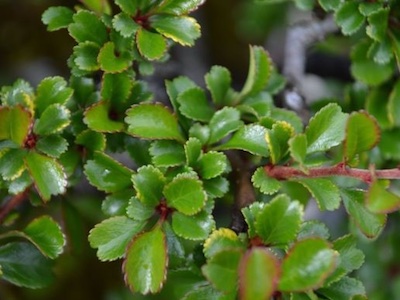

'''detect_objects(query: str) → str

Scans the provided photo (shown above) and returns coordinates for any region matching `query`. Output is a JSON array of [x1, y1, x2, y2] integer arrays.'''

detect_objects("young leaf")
[[132, 165, 165, 207], [335, 2, 365, 35], [80, 0, 111, 14], [84, 152, 132, 193], [298, 220, 330, 240], [0, 106, 31, 146], [68, 10, 108, 46], [278, 238, 337, 292], [73, 42, 100, 71], [25, 151, 67, 201], [34, 104, 70, 135], [150, 140, 186, 167], [205, 66, 232, 106], [294, 178, 341, 211], [185, 137, 202, 167], [151, 15, 201, 46], [112, 13, 140, 38], [42, 6, 74, 31], [115, 0, 138, 15], [126, 197, 155, 221], [238, 248, 279, 300], [164, 174, 206, 215], [203, 228, 244, 259], [101, 189, 133, 217], [344, 111, 380, 162], [155, 0, 206, 15], [89, 216, 145, 261], [305, 103, 347, 154], [197, 151, 228, 179], [289, 134, 307, 166], [218, 124, 269, 157], [75, 130, 106, 152], [366, 8, 389, 42], [388, 79, 400, 127], [318, 276, 366, 300], [35, 77, 73, 115], [242, 202, 264, 238], [172, 210, 215, 240], [255, 195, 303, 247], [366, 180, 400, 213], [136, 28, 167, 61], [123, 225, 168, 294], [0, 148, 27, 180], [126, 103, 184, 142], [265, 121, 294, 164], [203, 177, 229, 199], [177, 87, 214, 122], [101, 72, 133, 105], [84, 101, 125, 132], [208, 107, 243, 145], [251, 167, 281, 195], [98, 42, 131, 73]]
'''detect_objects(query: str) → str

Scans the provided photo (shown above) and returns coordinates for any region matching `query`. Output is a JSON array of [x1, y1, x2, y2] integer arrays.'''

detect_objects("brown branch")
[[0, 190, 29, 224], [264, 164, 400, 184]]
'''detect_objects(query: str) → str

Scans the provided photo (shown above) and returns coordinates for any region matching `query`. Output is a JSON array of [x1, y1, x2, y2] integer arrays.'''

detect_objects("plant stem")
[[0, 190, 28, 224], [264, 164, 400, 183]]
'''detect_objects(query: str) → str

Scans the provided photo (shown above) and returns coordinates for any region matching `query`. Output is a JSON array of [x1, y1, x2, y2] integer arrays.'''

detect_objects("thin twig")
[[0, 190, 29, 224]]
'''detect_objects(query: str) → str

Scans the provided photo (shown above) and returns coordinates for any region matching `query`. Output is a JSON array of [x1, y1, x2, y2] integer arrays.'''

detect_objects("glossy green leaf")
[[203, 177, 229, 199], [136, 28, 167, 60], [126, 103, 184, 142], [35, 77, 73, 115], [366, 180, 400, 213], [34, 104, 70, 135], [36, 135, 68, 158], [251, 167, 281, 195], [182, 284, 230, 300], [208, 107, 242, 145], [164, 173, 206, 215], [341, 189, 386, 239], [242, 202, 264, 238], [240, 46, 272, 98], [270, 107, 304, 133], [155, 0, 205, 15], [185, 137, 202, 166], [101, 72, 132, 104], [289, 134, 307, 166], [197, 151, 227, 179], [68, 10, 108, 45], [388, 79, 400, 127], [366, 8, 389, 42], [114, 0, 138, 14], [202, 249, 242, 293], [189, 123, 210, 145], [0, 106, 31, 146], [172, 210, 215, 240], [0, 148, 26, 180], [73, 42, 100, 71], [295, 178, 341, 211], [203, 228, 244, 259], [294, 0, 314, 10], [359, 2, 382, 16], [113, 13, 140, 38], [265, 121, 294, 164], [80, 0, 111, 14], [218, 124, 269, 157], [344, 111, 380, 162], [150, 140, 186, 167], [98, 42, 131, 73], [279, 238, 337, 292], [124, 225, 168, 294], [305, 103, 347, 154], [335, 2, 365, 35], [238, 248, 279, 300], [42, 6, 74, 31], [177, 87, 214, 122], [132, 165, 165, 207], [84, 152, 132, 193], [255, 194, 303, 247], [351, 40, 394, 85], [0, 242, 54, 288], [8, 171, 32, 195], [318, 0, 340, 11], [25, 151, 67, 201], [298, 220, 330, 240], [84, 101, 125, 132], [368, 37, 393, 65], [75, 130, 106, 152], [151, 15, 201, 46], [205, 66, 232, 106], [126, 197, 155, 221], [165, 76, 198, 110], [89, 216, 145, 261], [102, 189, 133, 217], [319, 277, 366, 300]]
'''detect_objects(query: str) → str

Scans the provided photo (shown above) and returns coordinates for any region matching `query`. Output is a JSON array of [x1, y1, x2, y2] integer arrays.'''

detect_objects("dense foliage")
[[1, 0, 400, 299]]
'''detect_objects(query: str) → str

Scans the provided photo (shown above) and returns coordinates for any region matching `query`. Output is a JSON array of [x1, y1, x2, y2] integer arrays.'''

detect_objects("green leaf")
[[208, 107, 243, 145], [197, 151, 227, 179], [182, 284, 231, 300], [242, 202, 264, 238], [8, 171, 32, 195], [189, 123, 210, 145], [368, 37, 393, 65], [203, 177, 229, 199], [294, 0, 314, 10], [25, 151, 67, 201], [68, 10, 108, 45], [359, 2, 382, 16], [240, 46, 272, 98], [151, 15, 201, 47], [218, 124, 269, 157], [0, 242, 54, 288], [113, 13, 140, 38], [89, 216, 145, 261], [155, 0, 206, 15], [318, 0, 340, 11], [35, 77, 73, 115], [251, 167, 281, 195], [202, 249, 242, 293], [136, 28, 167, 60], [0, 106, 31, 146], [318, 277, 366, 300], [289, 134, 307, 166], [75, 130, 106, 152], [238, 248, 279, 300], [84, 152, 132, 193], [34, 104, 70, 135], [366, 180, 400, 213], [124, 225, 168, 294], [351, 40, 394, 86], [366, 86, 391, 129], [344, 111, 380, 162], [295, 178, 341, 211], [0, 148, 26, 180], [177, 87, 214, 122], [73, 42, 100, 71], [84, 101, 125, 132], [126, 197, 155, 221], [35, 135, 68, 158], [341, 189, 386, 239], [80, 0, 111, 14], [150, 140, 186, 167], [203, 228, 244, 259], [102, 189, 133, 217], [98, 42, 131, 73], [279, 238, 337, 292], [42, 6, 74, 31], [298, 220, 330, 240], [164, 173, 206, 215], [265, 121, 294, 164], [115, 0, 138, 15], [270, 107, 304, 133], [132, 165, 165, 207], [185, 137, 202, 167], [388, 79, 400, 127], [126, 103, 184, 142], [335, 2, 365, 35], [205, 66, 232, 106], [255, 194, 303, 247], [305, 103, 347, 154], [101, 72, 133, 105], [366, 8, 389, 42], [172, 210, 215, 240]]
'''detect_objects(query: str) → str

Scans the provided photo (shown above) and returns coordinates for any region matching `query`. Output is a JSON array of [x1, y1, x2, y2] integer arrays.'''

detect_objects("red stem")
[[264, 164, 400, 183], [0, 190, 28, 224]]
